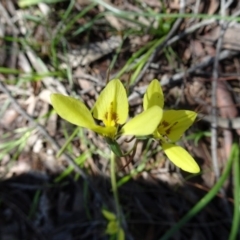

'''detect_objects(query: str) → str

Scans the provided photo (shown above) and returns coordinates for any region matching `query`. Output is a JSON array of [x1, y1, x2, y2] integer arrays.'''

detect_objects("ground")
[[0, 1, 239, 240]]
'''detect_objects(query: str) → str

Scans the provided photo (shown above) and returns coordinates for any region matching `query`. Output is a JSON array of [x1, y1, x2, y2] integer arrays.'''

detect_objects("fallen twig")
[[198, 114, 240, 129], [128, 50, 237, 101]]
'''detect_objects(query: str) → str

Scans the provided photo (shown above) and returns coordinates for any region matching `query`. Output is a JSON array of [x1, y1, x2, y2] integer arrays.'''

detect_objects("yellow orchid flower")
[[50, 79, 163, 141], [144, 79, 200, 173]]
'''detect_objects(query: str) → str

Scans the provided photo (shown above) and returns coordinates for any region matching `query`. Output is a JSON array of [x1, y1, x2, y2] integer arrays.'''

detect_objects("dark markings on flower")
[[161, 120, 169, 128], [104, 101, 118, 125], [113, 112, 118, 123], [166, 128, 172, 135], [165, 122, 178, 135]]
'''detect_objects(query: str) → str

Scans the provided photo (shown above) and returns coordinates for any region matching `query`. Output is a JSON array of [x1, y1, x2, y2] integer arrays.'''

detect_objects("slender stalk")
[[110, 151, 121, 229]]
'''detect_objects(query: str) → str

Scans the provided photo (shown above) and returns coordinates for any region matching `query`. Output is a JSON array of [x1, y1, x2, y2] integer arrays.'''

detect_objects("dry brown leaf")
[[217, 81, 238, 119], [98, 0, 123, 30], [217, 81, 240, 158], [0, 108, 18, 127], [59, 36, 122, 67], [202, 24, 240, 51], [191, 40, 205, 58], [208, 0, 219, 15]]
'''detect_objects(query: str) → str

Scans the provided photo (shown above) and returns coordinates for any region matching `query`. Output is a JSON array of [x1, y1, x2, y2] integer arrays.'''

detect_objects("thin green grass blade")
[[56, 127, 80, 158], [54, 165, 74, 182], [54, 152, 90, 182], [109, 36, 126, 72], [117, 139, 153, 187], [0, 131, 31, 150], [57, 2, 97, 38], [72, 12, 105, 36], [229, 145, 240, 240], [129, 59, 145, 85], [0, 99, 10, 119], [160, 143, 238, 240], [28, 190, 41, 219], [19, 0, 66, 8], [20, 14, 43, 23], [83, 181, 91, 219], [187, 131, 211, 146], [91, 2, 240, 22], [49, 0, 74, 67], [50, 2, 97, 67], [115, 40, 157, 79], [61, 0, 75, 22], [12, 131, 32, 160], [0, 67, 21, 74], [130, 36, 165, 84]]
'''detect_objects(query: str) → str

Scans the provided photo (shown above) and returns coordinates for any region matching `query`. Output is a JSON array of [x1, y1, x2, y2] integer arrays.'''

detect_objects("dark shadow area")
[[0, 172, 233, 240]]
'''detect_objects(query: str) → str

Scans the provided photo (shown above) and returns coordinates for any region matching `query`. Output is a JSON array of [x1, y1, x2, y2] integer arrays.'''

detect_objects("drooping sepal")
[[162, 142, 200, 173]]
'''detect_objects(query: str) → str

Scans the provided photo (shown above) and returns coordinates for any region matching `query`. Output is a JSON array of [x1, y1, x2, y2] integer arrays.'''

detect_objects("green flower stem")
[[110, 151, 121, 229], [160, 143, 238, 240]]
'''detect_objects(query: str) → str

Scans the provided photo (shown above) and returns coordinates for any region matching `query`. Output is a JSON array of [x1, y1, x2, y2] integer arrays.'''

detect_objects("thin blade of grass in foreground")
[[160, 143, 239, 240], [229, 143, 240, 240], [50, 2, 97, 68], [19, 0, 66, 8], [89, 2, 240, 22], [56, 127, 80, 158], [28, 190, 41, 219]]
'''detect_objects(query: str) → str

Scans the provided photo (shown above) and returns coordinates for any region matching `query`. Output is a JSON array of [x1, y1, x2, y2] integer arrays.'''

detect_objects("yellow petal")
[[92, 79, 128, 126], [143, 79, 164, 110], [102, 209, 116, 221], [92, 125, 117, 138], [50, 94, 96, 129], [117, 228, 125, 240], [105, 221, 118, 234], [162, 142, 200, 173], [160, 110, 197, 142], [121, 106, 163, 136]]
